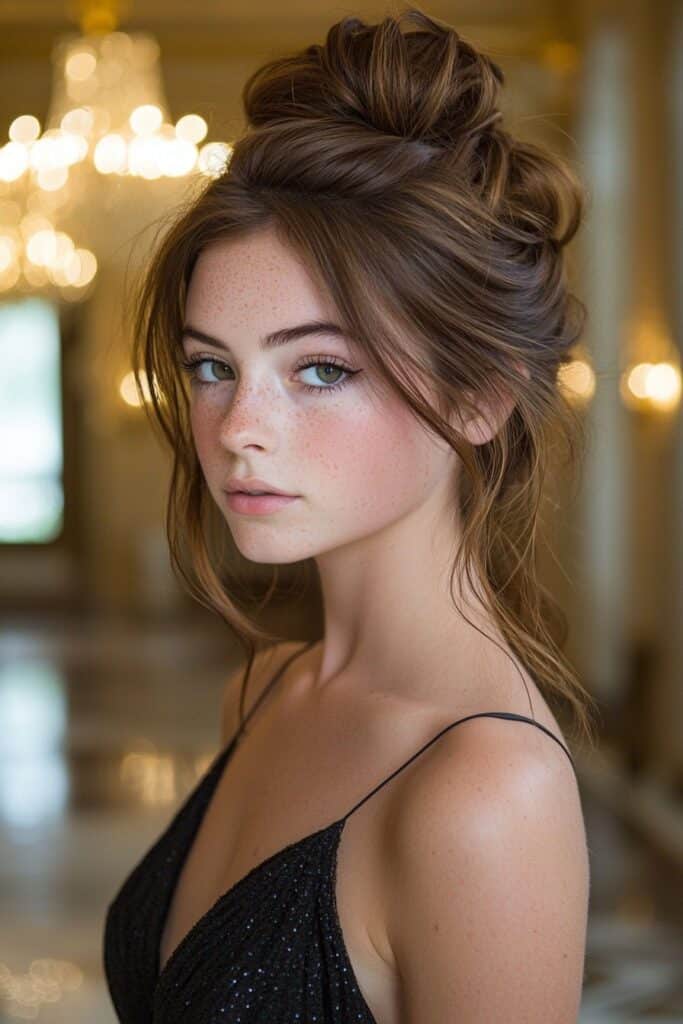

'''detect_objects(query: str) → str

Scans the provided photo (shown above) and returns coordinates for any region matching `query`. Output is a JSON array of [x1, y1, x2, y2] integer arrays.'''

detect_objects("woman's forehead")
[[186, 234, 338, 328]]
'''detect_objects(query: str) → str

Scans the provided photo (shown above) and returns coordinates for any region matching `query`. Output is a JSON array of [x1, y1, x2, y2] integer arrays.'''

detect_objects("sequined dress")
[[103, 640, 576, 1023]]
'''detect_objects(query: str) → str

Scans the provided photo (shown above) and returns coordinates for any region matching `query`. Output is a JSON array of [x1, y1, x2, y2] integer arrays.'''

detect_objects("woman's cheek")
[[300, 398, 431, 513], [189, 401, 227, 486]]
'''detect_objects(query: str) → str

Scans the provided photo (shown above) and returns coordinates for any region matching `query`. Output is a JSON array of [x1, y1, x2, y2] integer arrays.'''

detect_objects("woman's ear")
[[454, 359, 529, 447]]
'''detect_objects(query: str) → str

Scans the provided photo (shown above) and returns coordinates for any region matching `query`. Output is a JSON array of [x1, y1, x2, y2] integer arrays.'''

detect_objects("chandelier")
[[0, 0, 231, 300]]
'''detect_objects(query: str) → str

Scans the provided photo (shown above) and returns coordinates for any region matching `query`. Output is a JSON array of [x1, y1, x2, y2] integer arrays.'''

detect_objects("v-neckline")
[[154, 641, 321, 987], [153, 733, 350, 992], [146, 693, 575, 1019]]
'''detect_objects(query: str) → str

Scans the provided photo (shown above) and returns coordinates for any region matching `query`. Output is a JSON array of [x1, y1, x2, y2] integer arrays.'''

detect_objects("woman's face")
[[181, 227, 459, 565]]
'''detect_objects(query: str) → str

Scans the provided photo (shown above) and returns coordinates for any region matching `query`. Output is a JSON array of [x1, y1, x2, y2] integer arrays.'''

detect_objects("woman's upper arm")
[[384, 720, 590, 1023]]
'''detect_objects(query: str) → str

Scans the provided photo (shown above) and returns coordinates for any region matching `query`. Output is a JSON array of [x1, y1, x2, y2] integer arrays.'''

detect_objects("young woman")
[[104, 9, 597, 1022]]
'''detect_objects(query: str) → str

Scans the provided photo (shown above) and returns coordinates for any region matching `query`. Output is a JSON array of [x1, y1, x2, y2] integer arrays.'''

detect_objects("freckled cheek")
[[300, 406, 426, 512], [188, 403, 225, 474], [188, 397, 431, 513]]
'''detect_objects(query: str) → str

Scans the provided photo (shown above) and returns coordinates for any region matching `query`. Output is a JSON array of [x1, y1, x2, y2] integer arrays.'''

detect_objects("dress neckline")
[[153, 733, 372, 1015], [153, 703, 574, 993], [154, 641, 329, 986], [151, 637, 575, 1016]]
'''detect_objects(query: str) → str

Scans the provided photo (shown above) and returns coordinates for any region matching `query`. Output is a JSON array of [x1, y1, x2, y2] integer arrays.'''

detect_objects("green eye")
[[179, 354, 359, 395]]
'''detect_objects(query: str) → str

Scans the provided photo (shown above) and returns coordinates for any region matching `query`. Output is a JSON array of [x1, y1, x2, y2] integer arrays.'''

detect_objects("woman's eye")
[[297, 359, 353, 393], [179, 357, 232, 386], [179, 355, 359, 396]]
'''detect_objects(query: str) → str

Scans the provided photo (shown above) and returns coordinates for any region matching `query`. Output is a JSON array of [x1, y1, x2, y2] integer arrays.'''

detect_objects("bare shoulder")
[[220, 640, 309, 744], [383, 714, 590, 1022]]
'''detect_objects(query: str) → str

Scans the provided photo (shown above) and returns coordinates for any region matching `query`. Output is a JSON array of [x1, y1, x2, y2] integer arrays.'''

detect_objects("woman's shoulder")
[[381, 709, 589, 1019], [385, 695, 578, 833]]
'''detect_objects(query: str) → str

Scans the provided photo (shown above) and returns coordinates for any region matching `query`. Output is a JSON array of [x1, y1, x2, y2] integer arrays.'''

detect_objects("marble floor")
[[0, 612, 681, 1023]]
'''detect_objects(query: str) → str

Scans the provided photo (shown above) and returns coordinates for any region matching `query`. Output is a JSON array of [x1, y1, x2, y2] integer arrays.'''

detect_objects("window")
[[0, 296, 63, 543]]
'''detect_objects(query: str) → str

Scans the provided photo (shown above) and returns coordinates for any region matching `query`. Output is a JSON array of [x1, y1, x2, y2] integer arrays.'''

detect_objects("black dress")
[[103, 640, 576, 1023]]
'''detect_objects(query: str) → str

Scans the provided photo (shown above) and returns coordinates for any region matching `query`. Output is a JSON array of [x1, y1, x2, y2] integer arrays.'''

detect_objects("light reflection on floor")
[[0, 614, 681, 1022]]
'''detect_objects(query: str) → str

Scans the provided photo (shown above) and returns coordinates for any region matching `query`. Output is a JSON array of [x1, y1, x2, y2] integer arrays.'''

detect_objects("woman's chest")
[[158, 702, 407, 1023]]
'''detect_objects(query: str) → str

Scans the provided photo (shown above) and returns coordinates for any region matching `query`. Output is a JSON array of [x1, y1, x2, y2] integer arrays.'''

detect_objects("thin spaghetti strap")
[[234, 639, 317, 742], [341, 710, 576, 822]]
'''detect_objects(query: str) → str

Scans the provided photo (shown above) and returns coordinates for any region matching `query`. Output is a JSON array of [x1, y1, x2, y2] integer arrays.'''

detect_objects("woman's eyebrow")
[[181, 320, 347, 352]]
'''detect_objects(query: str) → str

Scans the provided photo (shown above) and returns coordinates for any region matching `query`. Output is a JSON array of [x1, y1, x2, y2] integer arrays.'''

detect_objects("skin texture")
[[181, 226, 589, 1021], [385, 715, 589, 1021], [182, 225, 520, 706]]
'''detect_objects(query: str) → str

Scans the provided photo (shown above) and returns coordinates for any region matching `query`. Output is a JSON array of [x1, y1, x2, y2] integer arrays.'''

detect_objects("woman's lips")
[[225, 491, 300, 515]]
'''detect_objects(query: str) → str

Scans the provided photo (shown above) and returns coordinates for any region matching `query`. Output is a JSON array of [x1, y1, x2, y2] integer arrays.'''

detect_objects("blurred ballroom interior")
[[0, 0, 682, 1021]]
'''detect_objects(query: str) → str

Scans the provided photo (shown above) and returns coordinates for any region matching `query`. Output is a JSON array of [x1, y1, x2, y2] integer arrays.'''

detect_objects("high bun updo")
[[132, 7, 598, 747]]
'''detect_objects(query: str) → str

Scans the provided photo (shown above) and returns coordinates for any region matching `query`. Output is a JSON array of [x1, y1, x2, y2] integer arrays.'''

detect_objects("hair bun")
[[242, 8, 506, 151]]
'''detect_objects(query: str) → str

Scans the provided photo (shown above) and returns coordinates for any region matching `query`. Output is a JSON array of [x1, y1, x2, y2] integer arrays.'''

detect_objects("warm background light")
[[120, 369, 153, 408], [621, 361, 682, 413], [559, 356, 597, 405], [0, 25, 235, 300]]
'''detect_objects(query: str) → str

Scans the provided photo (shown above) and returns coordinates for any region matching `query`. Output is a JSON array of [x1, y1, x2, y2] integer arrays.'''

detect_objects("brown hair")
[[130, 7, 600, 749]]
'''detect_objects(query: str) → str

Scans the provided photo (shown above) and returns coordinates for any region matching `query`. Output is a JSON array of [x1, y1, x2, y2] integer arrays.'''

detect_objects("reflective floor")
[[0, 613, 682, 1023]]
